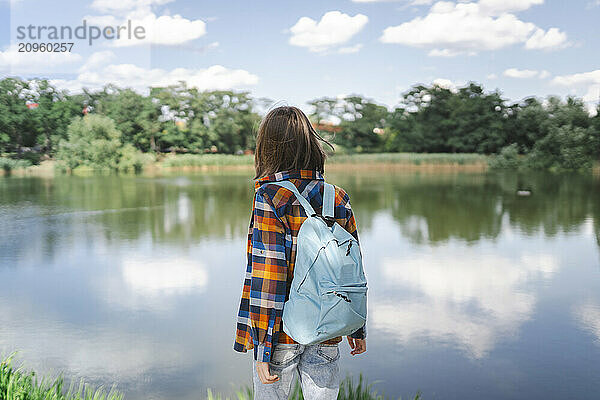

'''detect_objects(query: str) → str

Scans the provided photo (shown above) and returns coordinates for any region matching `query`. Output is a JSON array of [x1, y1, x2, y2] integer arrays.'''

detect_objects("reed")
[[327, 152, 488, 165], [159, 152, 488, 168], [2, 353, 421, 400], [0, 353, 123, 400]]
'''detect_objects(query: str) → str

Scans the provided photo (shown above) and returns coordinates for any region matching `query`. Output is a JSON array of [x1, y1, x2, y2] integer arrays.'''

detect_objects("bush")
[[488, 143, 523, 169], [19, 150, 43, 165], [56, 115, 157, 173], [56, 115, 122, 171], [526, 125, 595, 171], [53, 160, 69, 174], [118, 143, 155, 173], [0, 157, 32, 173]]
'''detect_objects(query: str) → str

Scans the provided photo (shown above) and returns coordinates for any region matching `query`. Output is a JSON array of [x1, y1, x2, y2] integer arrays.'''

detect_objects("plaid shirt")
[[233, 169, 365, 363]]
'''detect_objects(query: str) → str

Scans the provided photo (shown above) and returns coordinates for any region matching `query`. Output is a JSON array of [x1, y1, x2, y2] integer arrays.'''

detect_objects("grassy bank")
[[1, 152, 492, 177], [159, 152, 489, 171], [0, 354, 123, 400], [3, 153, 600, 177], [325, 153, 489, 172], [1, 354, 420, 400]]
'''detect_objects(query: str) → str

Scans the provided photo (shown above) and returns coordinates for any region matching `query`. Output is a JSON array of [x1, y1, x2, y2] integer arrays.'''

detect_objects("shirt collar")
[[255, 169, 324, 189]]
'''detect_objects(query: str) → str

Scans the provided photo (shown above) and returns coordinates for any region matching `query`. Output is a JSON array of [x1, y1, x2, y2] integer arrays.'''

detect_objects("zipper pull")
[[346, 242, 352, 256]]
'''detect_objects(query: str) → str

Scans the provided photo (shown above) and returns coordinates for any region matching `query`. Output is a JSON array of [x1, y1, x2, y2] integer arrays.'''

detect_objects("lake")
[[1, 170, 599, 400]]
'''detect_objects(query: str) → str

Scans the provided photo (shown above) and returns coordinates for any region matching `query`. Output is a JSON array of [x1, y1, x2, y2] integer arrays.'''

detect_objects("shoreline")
[[2, 153, 491, 177], [2, 154, 599, 178]]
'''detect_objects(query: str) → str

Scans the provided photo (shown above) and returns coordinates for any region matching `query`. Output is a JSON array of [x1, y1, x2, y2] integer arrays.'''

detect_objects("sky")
[[0, 0, 599, 113]]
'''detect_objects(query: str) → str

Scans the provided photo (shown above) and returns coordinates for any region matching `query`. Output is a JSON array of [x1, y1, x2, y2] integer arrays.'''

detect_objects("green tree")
[[28, 79, 81, 155], [309, 95, 388, 152], [98, 86, 160, 152], [395, 84, 456, 152], [56, 114, 123, 170], [591, 106, 600, 160], [390, 82, 507, 153], [527, 125, 595, 171], [503, 98, 549, 153], [198, 91, 260, 153], [0, 78, 37, 155], [546, 96, 590, 129], [448, 83, 506, 153], [383, 106, 416, 152], [152, 84, 259, 153]]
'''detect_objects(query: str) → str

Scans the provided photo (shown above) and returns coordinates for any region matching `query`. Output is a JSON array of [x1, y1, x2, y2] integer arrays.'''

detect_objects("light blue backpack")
[[270, 180, 367, 345]]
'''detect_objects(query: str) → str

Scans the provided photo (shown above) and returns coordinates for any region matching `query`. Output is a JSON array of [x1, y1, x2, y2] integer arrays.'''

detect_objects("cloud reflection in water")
[[372, 250, 558, 358]]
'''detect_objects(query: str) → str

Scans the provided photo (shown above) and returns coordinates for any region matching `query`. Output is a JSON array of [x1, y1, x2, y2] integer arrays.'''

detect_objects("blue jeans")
[[252, 343, 340, 400]]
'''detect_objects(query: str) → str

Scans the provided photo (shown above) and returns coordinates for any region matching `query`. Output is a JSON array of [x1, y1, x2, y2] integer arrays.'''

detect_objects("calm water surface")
[[1, 170, 599, 400]]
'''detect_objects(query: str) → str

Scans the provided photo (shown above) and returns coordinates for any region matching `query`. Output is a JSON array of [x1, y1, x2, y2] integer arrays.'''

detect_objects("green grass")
[[160, 153, 255, 167], [0, 157, 32, 173], [326, 152, 488, 165], [158, 152, 488, 169], [2, 354, 421, 400], [0, 353, 123, 400], [1, 152, 492, 176]]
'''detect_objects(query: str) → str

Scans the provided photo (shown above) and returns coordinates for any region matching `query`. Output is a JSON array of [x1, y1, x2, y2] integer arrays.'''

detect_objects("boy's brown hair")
[[254, 106, 333, 179]]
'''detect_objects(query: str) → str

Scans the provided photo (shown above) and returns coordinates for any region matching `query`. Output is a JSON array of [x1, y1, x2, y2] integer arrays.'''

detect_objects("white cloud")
[[478, 0, 544, 15], [552, 70, 600, 87], [83, 14, 121, 26], [538, 70, 551, 79], [380, 1, 568, 55], [84, 12, 207, 47], [353, 0, 433, 3], [338, 43, 364, 54], [552, 69, 600, 108], [111, 13, 207, 47], [91, 0, 174, 14], [428, 48, 464, 57], [358, 0, 544, 12], [525, 27, 569, 50], [0, 45, 82, 74], [86, 0, 207, 48], [205, 41, 220, 50], [487, 73, 498, 79], [504, 68, 541, 78], [50, 60, 259, 94], [500, 68, 551, 79], [289, 11, 368, 53], [79, 50, 116, 72]]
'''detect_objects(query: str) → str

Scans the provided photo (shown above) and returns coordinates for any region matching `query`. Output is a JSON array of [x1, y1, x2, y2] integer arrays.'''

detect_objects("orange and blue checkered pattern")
[[234, 169, 364, 362]]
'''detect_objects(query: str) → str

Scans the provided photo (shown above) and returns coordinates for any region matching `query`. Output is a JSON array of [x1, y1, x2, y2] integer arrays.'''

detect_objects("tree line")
[[1, 77, 599, 171]]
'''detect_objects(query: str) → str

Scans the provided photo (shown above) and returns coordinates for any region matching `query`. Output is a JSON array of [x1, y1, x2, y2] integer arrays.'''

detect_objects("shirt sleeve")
[[249, 188, 287, 362], [343, 196, 367, 340]]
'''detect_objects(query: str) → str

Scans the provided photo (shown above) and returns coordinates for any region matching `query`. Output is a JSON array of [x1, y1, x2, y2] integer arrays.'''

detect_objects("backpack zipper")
[[332, 291, 352, 303]]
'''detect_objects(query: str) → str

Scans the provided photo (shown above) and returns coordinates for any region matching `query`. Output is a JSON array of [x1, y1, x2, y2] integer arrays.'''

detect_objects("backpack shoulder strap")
[[267, 181, 316, 216], [322, 183, 335, 219]]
